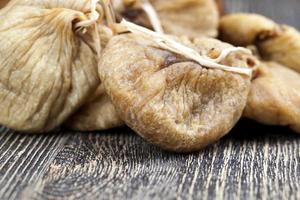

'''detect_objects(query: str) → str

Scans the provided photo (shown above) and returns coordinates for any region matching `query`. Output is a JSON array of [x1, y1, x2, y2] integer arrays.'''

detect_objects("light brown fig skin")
[[99, 34, 255, 152], [64, 26, 123, 132], [0, 0, 100, 133], [65, 85, 123, 131], [258, 25, 300, 74], [219, 13, 277, 46], [244, 62, 300, 133], [219, 13, 300, 74], [66, 0, 221, 132], [119, 0, 220, 38], [152, 0, 219, 38]]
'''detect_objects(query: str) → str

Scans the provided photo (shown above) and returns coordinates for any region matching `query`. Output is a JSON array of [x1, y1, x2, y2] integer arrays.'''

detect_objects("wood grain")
[[0, 129, 69, 200], [23, 122, 300, 200], [0, 0, 300, 200]]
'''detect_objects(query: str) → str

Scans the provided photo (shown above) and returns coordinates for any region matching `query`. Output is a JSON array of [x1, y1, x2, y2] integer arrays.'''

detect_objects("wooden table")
[[1, 0, 300, 199]]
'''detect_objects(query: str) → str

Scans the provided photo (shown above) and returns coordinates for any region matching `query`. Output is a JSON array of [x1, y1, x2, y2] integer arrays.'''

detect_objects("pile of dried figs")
[[0, 0, 299, 152]]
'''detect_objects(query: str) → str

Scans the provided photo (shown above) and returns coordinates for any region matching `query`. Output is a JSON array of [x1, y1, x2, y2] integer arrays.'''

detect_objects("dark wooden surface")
[[1, 0, 300, 199]]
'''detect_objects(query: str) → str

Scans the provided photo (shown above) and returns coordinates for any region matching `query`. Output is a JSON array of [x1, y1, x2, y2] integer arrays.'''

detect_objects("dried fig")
[[99, 33, 255, 152], [64, 19, 125, 131], [219, 13, 277, 46], [67, 0, 221, 132], [65, 85, 123, 131], [116, 0, 220, 38], [258, 25, 300, 74], [219, 13, 300, 73], [0, 0, 101, 132], [244, 61, 300, 133]]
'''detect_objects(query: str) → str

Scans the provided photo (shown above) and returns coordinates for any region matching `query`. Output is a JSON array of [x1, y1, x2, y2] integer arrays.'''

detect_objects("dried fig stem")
[[73, 0, 102, 56], [141, 0, 164, 33], [75, 0, 101, 30], [116, 0, 163, 33], [203, 47, 252, 63], [119, 19, 253, 76]]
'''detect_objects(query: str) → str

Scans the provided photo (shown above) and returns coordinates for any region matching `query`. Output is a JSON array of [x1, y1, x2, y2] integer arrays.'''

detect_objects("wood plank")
[[25, 121, 300, 200], [0, 129, 69, 200]]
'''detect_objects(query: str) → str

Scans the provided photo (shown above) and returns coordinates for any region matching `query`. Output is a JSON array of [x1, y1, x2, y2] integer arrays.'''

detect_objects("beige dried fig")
[[0, 0, 101, 132], [65, 85, 123, 131], [219, 13, 300, 73], [67, 0, 220, 132], [219, 13, 277, 46], [99, 33, 255, 152], [244, 61, 300, 133], [258, 25, 300, 74], [64, 22, 125, 131], [115, 0, 220, 38]]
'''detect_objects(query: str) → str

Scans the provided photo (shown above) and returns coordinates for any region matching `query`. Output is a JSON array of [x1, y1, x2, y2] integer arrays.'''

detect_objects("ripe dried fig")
[[258, 25, 300, 74], [0, 0, 101, 132], [68, 0, 221, 133], [117, 0, 220, 38], [244, 61, 300, 133], [66, 85, 123, 131], [64, 22, 125, 131], [219, 13, 277, 46], [67, 0, 222, 132], [99, 33, 255, 152], [219, 13, 300, 73]]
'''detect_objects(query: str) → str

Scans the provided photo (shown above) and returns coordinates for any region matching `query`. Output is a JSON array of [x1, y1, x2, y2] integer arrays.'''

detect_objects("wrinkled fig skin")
[[219, 13, 277, 46], [68, 0, 220, 132], [244, 62, 300, 133], [99, 34, 253, 152], [258, 26, 300, 74], [11, 0, 91, 10], [65, 27, 122, 132], [219, 13, 300, 73], [152, 0, 219, 38], [120, 0, 219, 38], [66, 85, 123, 131], [0, 0, 100, 133]]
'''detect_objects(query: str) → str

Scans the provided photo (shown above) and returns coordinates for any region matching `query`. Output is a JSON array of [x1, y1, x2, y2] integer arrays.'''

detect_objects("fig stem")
[[141, 0, 164, 33], [120, 0, 164, 33], [75, 0, 100, 30], [203, 47, 252, 62]]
